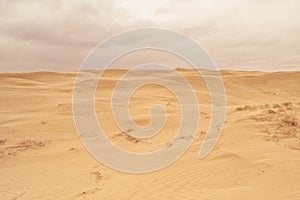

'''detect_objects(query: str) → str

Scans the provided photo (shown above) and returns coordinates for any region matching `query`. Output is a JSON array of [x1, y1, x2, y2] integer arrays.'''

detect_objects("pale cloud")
[[0, 0, 299, 71], [0, 0, 155, 71]]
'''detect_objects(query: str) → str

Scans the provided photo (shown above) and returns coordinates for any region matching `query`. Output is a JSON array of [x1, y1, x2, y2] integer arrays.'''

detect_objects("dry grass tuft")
[[254, 103, 299, 150], [267, 109, 277, 114], [272, 103, 281, 108], [0, 139, 7, 145], [112, 130, 140, 144], [235, 105, 255, 111], [280, 111, 298, 127], [282, 102, 292, 107]]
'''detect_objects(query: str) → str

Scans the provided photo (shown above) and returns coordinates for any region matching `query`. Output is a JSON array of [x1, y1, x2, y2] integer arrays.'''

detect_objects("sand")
[[0, 70, 299, 199]]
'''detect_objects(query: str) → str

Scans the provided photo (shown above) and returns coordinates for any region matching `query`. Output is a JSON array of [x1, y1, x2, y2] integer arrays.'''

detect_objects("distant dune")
[[0, 70, 299, 199]]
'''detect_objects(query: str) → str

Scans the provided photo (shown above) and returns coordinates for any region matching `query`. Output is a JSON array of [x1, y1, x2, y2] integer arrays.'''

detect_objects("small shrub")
[[236, 107, 244, 111], [0, 139, 7, 145], [282, 114, 298, 127], [235, 105, 253, 111], [273, 104, 280, 108], [244, 105, 252, 110], [282, 102, 292, 107], [267, 109, 276, 114]]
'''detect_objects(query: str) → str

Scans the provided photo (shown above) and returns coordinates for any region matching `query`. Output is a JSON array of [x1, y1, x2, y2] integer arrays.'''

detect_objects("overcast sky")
[[0, 0, 299, 72]]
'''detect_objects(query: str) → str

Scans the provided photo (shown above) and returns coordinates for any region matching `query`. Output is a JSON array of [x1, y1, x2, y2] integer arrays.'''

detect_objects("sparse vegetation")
[[235, 107, 244, 111], [2, 140, 46, 157], [90, 171, 103, 183], [112, 130, 140, 144], [0, 139, 7, 145], [267, 109, 276, 114], [256, 104, 299, 150], [282, 102, 292, 107], [235, 105, 255, 111], [280, 111, 298, 127]]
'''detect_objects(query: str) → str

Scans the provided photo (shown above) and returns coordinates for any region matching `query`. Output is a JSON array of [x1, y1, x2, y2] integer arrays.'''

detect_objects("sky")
[[0, 0, 299, 72]]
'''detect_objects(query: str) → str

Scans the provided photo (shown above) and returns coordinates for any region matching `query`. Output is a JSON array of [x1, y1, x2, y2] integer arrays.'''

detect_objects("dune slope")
[[0, 70, 299, 200]]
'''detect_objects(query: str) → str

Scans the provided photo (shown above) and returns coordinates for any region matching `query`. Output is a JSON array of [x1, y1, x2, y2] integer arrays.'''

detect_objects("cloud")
[[0, 0, 155, 71], [123, 0, 300, 71], [0, 0, 299, 71]]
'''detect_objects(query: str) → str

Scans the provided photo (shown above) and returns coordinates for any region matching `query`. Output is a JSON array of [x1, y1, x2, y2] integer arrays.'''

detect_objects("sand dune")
[[0, 70, 299, 199]]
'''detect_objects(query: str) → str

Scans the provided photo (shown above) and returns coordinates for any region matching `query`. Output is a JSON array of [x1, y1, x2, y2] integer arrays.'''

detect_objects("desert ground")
[[0, 69, 299, 199]]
